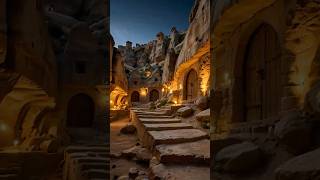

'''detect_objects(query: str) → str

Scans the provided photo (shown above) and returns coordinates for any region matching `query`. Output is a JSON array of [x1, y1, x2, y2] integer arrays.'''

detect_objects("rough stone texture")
[[274, 112, 312, 154], [150, 163, 210, 180], [177, 106, 194, 117], [39, 139, 59, 153], [195, 109, 210, 122], [139, 118, 181, 124], [175, 0, 209, 68], [146, 129, 208, 148], [0, 76, 55, 148], [162, 27, 185, 83], [215, 142, 263, 172], [128, 167, 139, 179], [122, 145, 152, 162], [5, 0, 58, 95], [144, 123, 193, 131], [155, 139, 210, 165], [137, 114, 173, 119], [196, 96, 209, 110], [275, 148, 320, 180], [305, 81, 320, 115], [63, 144, 108, 180], [120, 123, 137, 134]]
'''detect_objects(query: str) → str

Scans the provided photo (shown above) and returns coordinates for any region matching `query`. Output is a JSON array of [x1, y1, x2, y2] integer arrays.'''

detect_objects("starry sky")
[[110, 0, 194, 46]]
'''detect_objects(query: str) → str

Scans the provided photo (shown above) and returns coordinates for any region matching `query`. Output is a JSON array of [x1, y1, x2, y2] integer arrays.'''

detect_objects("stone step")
[[82, 169, 108, 179], [0, 167, 20, 175], [144, 129, 209, 148], [80, 162, 108, 171], [74, 157, 109, 164], [139, 118, 181, 124], [155, 139, 210, 165], [144, 123, 193, 131], [149, 164, 210, 180], [0, 174, 19, 180], [65, 146, 109, 154], [135, 111, 168, 116], [137, 114, 174, 118]]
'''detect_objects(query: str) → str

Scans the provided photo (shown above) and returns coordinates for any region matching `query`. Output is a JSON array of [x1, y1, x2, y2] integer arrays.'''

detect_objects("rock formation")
[[211, 0, 320, 179]]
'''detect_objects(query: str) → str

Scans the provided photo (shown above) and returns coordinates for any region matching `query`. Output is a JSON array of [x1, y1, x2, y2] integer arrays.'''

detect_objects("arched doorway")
[[184, 69, 199, 100], [131, 91, 140, 102], [67, 94, 94, 127], [244, 24, 281, 122], [149, 89, 160, 102]]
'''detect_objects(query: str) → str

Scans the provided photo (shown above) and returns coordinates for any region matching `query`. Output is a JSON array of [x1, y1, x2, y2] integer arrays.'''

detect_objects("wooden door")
[[245, 24, 281, 121], [67, 94, 94, 127], [185, 69, 198, 100], [131, 91, 140, 102], [149, 89, 159, 102]]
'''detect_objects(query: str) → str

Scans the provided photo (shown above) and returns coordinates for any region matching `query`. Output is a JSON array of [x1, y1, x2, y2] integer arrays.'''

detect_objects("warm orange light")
[[140, 88, 147, 96], [174, 101, 177, 104], [162, 88, 165, 92]]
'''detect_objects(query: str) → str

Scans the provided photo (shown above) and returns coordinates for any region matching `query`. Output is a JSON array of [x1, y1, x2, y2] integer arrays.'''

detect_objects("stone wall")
[[211, 0, 320, 134], [5, 0, 58, 95]]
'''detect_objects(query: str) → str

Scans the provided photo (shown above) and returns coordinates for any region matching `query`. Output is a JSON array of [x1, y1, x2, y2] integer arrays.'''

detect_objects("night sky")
[[111, 0, 194, 46]]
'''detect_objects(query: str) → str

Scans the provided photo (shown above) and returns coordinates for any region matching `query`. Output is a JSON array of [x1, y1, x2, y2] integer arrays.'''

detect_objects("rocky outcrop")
[[5, 0, 58, 95], [274, 111, 312, 154], [149, 32, 169, 63], [215, 142, 263, 172], [196, 109, 210, 122], [162, 27, 185, 83], [175, 0, 209, 69], [177, 106, 194, 117], [196, 96, 209, 110], [275, 148, 320, 180], [120, 123, 136, 134]]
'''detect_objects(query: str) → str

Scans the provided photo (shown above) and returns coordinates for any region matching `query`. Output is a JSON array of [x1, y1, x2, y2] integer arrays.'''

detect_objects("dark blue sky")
[[111, 0, 194, 46]]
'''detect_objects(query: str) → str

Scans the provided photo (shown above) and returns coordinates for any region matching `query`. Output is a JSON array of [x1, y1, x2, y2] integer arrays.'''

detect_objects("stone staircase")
[[0, 166, 21, 180], [131, 107, 210, 179], [63, 144, 109, 180]]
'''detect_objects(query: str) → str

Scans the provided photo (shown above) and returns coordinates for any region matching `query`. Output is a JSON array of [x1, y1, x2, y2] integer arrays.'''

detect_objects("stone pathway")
[[63, 144, 109, 180], [131, 107, 210, 180]]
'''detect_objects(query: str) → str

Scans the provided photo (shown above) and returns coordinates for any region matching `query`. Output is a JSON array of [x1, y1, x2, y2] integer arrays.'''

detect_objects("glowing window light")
[[140, 88, 147, 96]]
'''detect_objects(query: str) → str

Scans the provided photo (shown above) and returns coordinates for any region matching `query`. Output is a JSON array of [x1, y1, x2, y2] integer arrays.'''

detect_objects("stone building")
[[0, 0, 109, 179], [211, 0, 320, 179], [110, 45, 129, 110], [119, 39, 166, 106], [0, 0, 109, 153], [163, 0, 210, 105], [121, 0, 210, 108]]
